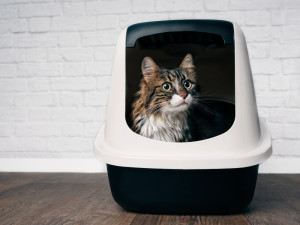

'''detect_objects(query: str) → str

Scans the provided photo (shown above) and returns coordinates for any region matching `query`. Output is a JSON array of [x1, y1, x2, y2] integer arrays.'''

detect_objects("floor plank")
[[0, 173, 299, 225], [244, 174, 300, 225], [0, 173, 49, 192]]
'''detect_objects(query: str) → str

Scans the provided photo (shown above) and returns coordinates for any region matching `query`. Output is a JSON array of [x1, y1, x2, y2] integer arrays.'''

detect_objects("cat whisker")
[[198, 89, 214, 96], [192, 99, 219, 116]]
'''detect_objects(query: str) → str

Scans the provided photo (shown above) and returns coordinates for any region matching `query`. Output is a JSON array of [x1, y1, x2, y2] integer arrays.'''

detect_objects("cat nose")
[[180, 92, 187, 99]]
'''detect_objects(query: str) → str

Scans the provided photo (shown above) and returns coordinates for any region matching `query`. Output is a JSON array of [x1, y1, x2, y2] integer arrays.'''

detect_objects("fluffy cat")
[[131, 54, 199, 142]]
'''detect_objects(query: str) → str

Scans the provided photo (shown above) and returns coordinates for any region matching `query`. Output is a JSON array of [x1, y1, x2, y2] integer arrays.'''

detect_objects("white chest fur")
[[136, 112, 188, 142]]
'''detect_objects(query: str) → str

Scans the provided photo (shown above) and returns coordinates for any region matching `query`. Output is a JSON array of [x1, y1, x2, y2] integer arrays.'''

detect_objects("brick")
[[271, 10, 285, 25], [51, 108, 98, 122], [283, 59, 300, 74], [248, 43, 268, 59], [18, 63, 61, 77], [0, 138, 23, 152], [60, 93, 83, 106], [51, 78, 96, 91], [253, 75, 269, 91], [120, 13, 169, 28], [289, 76, 300, 90], [19, 3, 61, 18], [246, 11, 270, 26], [0, 5, 17, 19], [0, 124, 15, 137], [0, 35, 14, 48], [229, 0, 281, 10], [23, 48, 47, 62], [16, 34, 57, 48], [205, 0, 229, 11], [16, 93, 57, 106], [156, 0, 202, 12], [168, 12, 195, 19], [272, 139, 300, 156], [270, 26, 282, 41], [28, 78, 49, 92], [0, 64, 17, 77], [28, 18, 51, 33], [0, 21, 9, 34], [29, 109, 51, 121], [16, 123, 61, 137], [96, 15, 119, 30], [52, 17, 96, 32], [84, 90, 108, 106], [21, 138, 48, 152], [242, 26, 271, 42], [85, 62, 112, 76], [257, 97, 284, 107], [257, 107, 269, 118], [132, 0, 155, 13], [273, 9, 300, 25], [251, 59, 282, 75], [48, 137, 92, 152], [282, 25, 300, 41], [58, 33, 81, 47], [97, 76, 111, 90], [270, 42, 300, 58], [270, 76, 290, 91], [282, 0, 300, 9], [268, 122, 282, 139], [94, 46, 115, 61], [61, 123, 83, 137], [62, 2, 85, 16], [268, 108, 286, 123], [95, 107, 107, 122], [84, 122, 103, 137], [82, 30, 120, 46], [194, 11, 245, 25], [0, 50, 24, 63], [63, 63, 85, 76], [0, 94, 14, 106], [256, 90, 287, 99], [0, 78, 27, 92], [270, 108, 300, 123], [285, 90, 300, 108], [86, 0, 130, 15], [0, 108, 27, 121], [283, 124, 300, 139], [9, 19, 27, 33], [48, 48, 93, 62]]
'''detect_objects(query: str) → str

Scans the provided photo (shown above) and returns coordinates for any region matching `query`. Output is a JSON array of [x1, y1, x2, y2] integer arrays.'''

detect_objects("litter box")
[[94, 20, 272, 214]]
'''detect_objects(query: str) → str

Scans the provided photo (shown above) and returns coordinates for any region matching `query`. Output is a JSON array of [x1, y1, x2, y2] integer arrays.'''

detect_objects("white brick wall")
[[0, 0, 299, 170]]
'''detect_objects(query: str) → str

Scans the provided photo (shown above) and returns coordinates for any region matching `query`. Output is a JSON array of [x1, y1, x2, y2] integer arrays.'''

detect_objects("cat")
[[131, 54, 199, 142]]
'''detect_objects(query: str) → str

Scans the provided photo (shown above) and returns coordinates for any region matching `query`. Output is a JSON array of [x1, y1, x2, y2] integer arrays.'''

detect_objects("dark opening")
[[125, 21, 235, 142]]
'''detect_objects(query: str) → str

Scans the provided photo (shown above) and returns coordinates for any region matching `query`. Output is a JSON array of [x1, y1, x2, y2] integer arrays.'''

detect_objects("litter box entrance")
[[125, 20, 235, 142]]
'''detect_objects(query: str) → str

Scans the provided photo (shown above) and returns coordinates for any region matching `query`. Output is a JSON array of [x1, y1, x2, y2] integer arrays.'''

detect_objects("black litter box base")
[[107, 164, 258, 214]]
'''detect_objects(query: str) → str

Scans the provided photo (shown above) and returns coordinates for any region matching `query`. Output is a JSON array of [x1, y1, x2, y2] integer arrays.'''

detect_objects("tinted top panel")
[[126, 20, 234, 47]]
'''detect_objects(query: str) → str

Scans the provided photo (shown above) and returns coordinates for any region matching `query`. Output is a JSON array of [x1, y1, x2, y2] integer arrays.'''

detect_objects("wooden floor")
[[0, 173, 299, 225]]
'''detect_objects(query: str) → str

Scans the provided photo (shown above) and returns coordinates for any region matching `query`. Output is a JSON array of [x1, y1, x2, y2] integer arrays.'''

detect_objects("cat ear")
[[142, 57, 158, 82], [180, 54, 195, 69]]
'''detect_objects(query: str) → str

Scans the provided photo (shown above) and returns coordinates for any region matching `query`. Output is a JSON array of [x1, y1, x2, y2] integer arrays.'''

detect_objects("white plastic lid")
[[94, 22, 272, 169]]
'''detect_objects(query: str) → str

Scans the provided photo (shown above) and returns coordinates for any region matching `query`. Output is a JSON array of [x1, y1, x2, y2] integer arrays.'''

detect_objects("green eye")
[[162, 82, 172, 91], [184, 80, 192, 89]]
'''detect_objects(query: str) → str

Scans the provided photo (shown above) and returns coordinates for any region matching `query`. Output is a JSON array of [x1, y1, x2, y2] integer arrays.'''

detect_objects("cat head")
[[141, 54, 198, 114]]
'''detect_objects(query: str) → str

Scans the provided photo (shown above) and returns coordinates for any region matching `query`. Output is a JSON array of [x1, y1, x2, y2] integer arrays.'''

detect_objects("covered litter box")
[[94, 20, 272, 214]]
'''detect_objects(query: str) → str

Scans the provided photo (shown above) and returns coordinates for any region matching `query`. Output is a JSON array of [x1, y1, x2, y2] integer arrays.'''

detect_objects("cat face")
[[141, 54, 198, 115]]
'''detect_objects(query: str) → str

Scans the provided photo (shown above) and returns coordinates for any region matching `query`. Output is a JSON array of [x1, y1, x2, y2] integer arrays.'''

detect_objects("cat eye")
[[162, 82, 172, 91], [184, 80, 192, 89]]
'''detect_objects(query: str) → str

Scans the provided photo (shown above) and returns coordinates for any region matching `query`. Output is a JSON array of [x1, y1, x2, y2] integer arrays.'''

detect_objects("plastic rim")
[[94, 118, 272, 170]]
